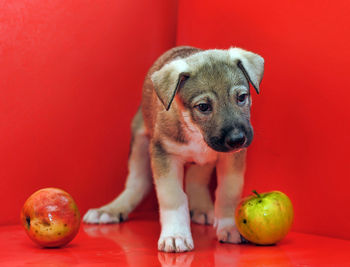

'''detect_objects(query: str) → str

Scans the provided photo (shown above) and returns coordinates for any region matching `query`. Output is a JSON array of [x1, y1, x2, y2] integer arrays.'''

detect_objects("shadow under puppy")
[[84, 46, 264, 253]]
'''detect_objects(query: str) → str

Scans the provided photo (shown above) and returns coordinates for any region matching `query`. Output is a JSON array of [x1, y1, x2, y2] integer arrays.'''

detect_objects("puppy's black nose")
[[225, 132, 246, 149]]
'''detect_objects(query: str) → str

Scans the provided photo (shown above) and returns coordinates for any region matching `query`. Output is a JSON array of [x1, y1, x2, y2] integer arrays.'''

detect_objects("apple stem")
[[252, 190, 261, 198]]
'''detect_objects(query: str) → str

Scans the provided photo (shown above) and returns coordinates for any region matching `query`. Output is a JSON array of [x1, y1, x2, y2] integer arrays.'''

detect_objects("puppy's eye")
[[195, 103, 212, 113], [237, 93, 248, 105]]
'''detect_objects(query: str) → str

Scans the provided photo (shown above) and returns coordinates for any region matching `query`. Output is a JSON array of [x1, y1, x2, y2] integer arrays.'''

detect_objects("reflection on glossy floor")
[[1, 212, 350, 266]]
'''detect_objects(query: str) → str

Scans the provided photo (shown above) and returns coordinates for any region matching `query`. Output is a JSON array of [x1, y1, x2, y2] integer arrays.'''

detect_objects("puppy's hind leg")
[[186, 163, 215, 225], [83, 110, 152, 224]]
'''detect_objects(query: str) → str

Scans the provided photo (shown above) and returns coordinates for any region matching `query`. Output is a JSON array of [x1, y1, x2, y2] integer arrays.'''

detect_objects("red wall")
[[177, 0, 350, 240], [0, 0, 177, 225]]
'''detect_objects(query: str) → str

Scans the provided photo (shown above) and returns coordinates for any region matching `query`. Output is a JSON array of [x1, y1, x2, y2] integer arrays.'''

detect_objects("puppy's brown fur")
[[84, 46, 264, 253]]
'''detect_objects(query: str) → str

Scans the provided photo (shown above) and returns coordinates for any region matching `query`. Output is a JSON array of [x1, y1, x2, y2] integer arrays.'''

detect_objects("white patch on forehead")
[[185, 49, 231, 68], [162, 111, 218, 165]]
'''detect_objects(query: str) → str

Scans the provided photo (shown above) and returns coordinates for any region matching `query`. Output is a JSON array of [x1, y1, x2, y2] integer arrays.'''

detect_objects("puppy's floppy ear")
[[229, 48, 264, 94], [151, 59, 190, 111]]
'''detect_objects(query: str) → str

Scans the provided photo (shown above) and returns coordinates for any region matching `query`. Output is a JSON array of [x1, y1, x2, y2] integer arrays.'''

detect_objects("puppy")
[[83, 46, 264, 253]]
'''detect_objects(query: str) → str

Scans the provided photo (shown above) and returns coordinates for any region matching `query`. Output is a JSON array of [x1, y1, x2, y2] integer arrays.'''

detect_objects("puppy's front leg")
[[151, 142, 193, 253], [214, 150, 246, 244]]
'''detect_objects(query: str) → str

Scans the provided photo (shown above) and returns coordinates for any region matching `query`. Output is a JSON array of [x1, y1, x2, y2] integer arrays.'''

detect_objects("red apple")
[[21, 188, 81, 247]]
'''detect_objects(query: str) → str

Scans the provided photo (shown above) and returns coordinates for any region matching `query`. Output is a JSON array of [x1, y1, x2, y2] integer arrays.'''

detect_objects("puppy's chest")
[[163, 138, 218, 165]]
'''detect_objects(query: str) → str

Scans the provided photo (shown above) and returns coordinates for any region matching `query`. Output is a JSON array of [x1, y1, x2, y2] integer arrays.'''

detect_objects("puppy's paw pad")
[[158, 236, 194, 253], [190, 209, 214, 225], [217, 227, 241, 244], [83, 209, 126, 224]]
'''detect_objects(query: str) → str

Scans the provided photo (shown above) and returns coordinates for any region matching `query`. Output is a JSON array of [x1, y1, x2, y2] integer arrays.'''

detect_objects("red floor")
[[1, 212, 350, 266]]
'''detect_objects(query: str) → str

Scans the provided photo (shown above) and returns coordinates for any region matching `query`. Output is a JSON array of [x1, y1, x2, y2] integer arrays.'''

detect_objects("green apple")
[[235, 190, 294, 245]]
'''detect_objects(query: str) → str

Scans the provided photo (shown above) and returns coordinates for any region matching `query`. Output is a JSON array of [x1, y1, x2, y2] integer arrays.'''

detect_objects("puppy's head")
[[151, 48, 264, 152]]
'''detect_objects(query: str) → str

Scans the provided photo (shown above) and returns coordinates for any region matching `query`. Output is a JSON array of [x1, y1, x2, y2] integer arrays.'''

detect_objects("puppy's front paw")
[[217, 227, 242, 244], [83, 208, 126, 224], [215, 217, 242, 244], [190, 209, 214, 225], [158, 235, 194, 253]]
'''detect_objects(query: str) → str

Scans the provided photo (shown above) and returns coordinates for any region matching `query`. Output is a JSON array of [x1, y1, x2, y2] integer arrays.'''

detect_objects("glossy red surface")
[[2, 212, 350, 266]]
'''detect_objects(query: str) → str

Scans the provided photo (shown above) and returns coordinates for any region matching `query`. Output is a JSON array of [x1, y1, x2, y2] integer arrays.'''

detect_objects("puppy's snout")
[[225, 131, 246, 149]]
